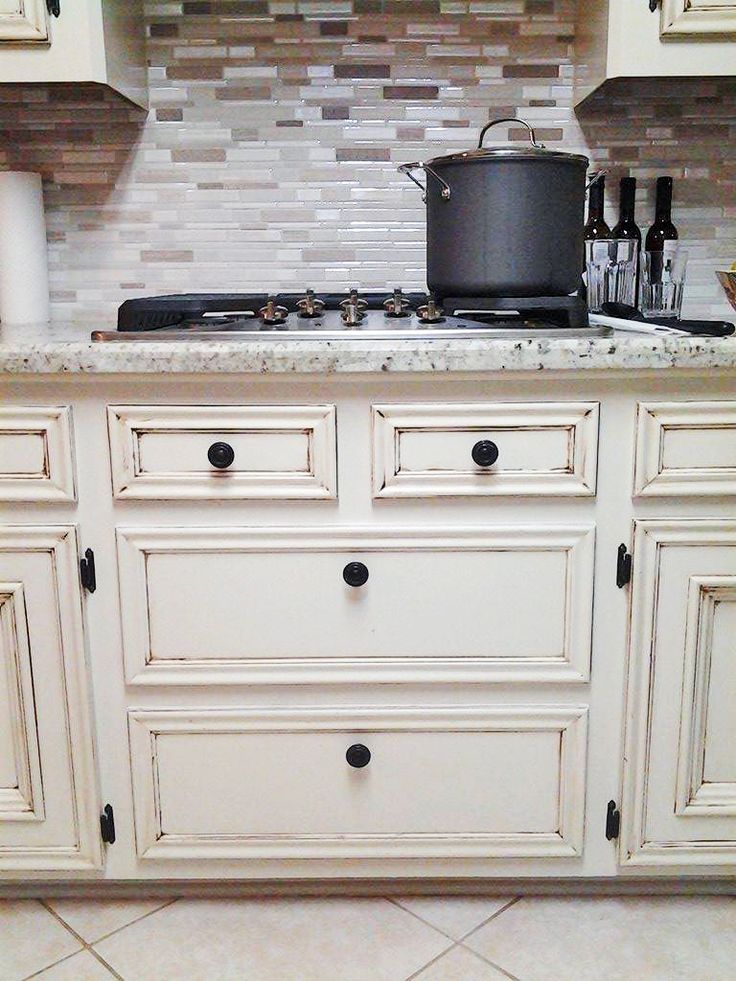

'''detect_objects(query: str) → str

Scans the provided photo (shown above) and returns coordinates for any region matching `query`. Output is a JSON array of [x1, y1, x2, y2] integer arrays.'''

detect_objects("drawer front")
[[0, 407, 75, 502], [128, 706, 588, 861], [634, 401, 736, 497], [107, 405, 336, 500], [117, 525, 595, 685], [372, 402, 599, 498]]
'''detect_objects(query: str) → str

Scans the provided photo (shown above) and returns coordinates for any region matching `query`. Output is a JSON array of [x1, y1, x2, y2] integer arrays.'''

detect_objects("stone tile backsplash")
[[0, 0, 734, 322]]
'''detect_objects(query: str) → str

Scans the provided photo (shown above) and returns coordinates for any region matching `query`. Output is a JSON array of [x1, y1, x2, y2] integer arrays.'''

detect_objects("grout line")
[[457, 897, 524, 981], [387, 896, 462, 944], [35, 899, 129, 980], [458, 896, 522, 943], [402, 939, 462, 981], [90, 897, 179, 943]]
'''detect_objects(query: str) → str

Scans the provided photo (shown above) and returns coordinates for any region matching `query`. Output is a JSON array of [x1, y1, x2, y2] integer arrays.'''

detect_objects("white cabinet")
[[0, 1, 49, 42], [660, 0, 736, 35], [0, 526, 101, 871], [574, 0, 736, 105], [621, 520, 736, 868], [0, 0, 147, 108]]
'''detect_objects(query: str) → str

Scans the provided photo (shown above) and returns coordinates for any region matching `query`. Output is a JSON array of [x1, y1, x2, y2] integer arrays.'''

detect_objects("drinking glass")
[[640, 247, 688, 319], [584, 239, 639, 312]]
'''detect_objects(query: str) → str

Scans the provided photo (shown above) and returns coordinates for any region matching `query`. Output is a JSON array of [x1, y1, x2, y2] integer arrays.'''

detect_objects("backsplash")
[[0, 0, 734, 322]]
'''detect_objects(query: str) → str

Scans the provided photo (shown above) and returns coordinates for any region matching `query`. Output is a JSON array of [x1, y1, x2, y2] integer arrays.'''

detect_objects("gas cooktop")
[[91, 290, 610, 341]]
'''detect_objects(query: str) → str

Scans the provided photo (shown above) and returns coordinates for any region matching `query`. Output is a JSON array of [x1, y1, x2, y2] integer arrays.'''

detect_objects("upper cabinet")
[[574, 0, 736, 106], [0, 0, 147, 108]]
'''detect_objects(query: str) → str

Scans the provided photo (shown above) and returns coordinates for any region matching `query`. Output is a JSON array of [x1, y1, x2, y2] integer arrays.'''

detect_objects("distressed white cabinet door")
[[661, 0, 736, 35], [0, 0, 49, 41], [0, 527, 101, 872], [621, 520, 736, 868]]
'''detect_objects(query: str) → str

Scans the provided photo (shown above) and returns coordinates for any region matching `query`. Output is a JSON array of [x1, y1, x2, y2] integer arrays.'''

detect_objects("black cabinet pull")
[[471, 439, 499, 468], [207, 441, 235, 469], [343, 561, 369, 587], [346, 744, 371, 768]]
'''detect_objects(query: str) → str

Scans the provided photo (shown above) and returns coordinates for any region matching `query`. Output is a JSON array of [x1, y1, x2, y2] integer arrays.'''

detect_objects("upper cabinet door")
[[0, 527, 101, 872], [621, 520, 736, 868], [0, 1, 50, 42], [661, 0, 736, 35]]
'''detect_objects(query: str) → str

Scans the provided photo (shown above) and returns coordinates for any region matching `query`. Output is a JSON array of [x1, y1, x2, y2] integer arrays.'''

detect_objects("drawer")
[[128, 706, 587, 861], [372, 402, 599, 498], [117, 525, 595, 685], [635, 401, 736, 497], [0, 407, 75, 502], [107, 404, 337, 500]]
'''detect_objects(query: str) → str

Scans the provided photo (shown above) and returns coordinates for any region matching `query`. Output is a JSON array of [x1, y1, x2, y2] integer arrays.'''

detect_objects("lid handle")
[[478, 117, 545, 150]]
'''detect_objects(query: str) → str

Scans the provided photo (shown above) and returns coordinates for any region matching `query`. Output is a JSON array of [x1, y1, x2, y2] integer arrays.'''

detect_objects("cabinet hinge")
[[616, 543, 632, 588], [605, 800, 621, 841], [80, 548, 96, 593], [100, 804, 116, 844]]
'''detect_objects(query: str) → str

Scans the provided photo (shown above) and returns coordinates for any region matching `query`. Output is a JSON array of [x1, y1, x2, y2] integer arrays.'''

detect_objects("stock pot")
[[399, 118, 590, 299]]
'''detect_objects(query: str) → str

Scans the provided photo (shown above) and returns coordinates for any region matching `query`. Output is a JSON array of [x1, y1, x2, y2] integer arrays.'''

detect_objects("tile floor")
[[1, 894, 735, 980]]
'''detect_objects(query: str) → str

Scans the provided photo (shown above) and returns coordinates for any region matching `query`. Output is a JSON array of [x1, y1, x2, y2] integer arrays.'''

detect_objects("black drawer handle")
[[346, 744, 371, 768], [207, 441, 235, 469], [343, 561, 369, 587], [472, 439, 499, 468]]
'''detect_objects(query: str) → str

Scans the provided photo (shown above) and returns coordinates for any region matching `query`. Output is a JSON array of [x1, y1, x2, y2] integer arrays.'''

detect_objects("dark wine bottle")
[[612, 177, 641, 245], [645, 176, 678, 255], [583, 174, 610, 241]]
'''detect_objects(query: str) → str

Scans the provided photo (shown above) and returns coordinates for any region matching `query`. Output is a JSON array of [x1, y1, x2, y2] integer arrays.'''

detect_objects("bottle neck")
[[587, 179, 605, 220], [619, 178, 636, 223], [654, 178, 673, 222]]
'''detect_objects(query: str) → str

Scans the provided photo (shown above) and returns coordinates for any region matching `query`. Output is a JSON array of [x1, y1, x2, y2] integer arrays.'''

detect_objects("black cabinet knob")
[[343, 561, 369, 587], [207, 441, 235, 469], [471, 439, 499, 468], [346, 743, 371, 768]]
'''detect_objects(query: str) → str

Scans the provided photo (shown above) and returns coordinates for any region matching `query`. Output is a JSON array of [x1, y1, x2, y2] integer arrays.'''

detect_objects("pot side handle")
[[398, 162, 451, 202]]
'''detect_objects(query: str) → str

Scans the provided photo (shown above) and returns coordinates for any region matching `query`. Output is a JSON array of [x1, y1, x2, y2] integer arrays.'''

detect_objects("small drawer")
[[634, 401, 736, 497], [107, 404, 337, 500], [128, 705, 587, 861], [372, 402, 599, 498], [0, 407, 75, 502]]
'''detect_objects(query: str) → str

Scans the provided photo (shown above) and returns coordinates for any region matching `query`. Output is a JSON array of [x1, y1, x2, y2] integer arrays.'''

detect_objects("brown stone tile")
[[502, 64, 559, 78], [336, 147, 391, 161], [383, 86, 439, 100], [334, 64, 391, 79], [171, 148, 226, 162], [140, 250, 194, 262]]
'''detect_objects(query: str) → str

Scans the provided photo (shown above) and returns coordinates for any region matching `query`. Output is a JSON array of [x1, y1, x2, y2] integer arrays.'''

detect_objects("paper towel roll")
[[0, 171, 50, 325]]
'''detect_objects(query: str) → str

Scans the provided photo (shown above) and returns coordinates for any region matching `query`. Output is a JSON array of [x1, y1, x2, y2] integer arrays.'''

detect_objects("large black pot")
[[399, 118, 590, 299]]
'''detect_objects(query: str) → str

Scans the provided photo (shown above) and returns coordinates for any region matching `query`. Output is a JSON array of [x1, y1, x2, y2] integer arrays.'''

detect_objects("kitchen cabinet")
[[0, 0, 147, 108], [574, 0, 736, 106], [0, 526, 101, 872]]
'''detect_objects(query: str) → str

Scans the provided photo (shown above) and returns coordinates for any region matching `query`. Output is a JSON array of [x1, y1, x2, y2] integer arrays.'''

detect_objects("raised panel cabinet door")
[[0, 407, 76, 502], [660, 0, 736, 35], [621, 520, 736, 868], [0, 0, 49, 41], [116, 525, 595, 685], [0, 527, 101, 872], [128, 706, 588, 862]]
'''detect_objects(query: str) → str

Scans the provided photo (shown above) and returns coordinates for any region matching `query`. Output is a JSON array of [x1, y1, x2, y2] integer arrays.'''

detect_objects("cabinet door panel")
[[622, 521, 736, 867], [129, 706, 588, 862], [117, 526, 595, 685], [0, 527, 101, 871], [661, 0, 736, 35], [0, 1, 49, 42]]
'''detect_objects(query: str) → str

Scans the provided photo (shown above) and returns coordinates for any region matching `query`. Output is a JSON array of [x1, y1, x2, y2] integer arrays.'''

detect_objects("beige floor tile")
[[465, 896, 736, 981], [412, 945, 511, 980], [0, 901, 81, 981], [94, 897, 452, 981], [394, 896, 512, 940], [32, 950, 115, 980], [47, 898, 173, 943]]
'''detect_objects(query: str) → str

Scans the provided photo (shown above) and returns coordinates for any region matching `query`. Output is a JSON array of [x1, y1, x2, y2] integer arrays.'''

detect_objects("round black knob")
[[343, 561, 369, 587], [207, 441, 235, 469], [346, 743, 371, 768], [471, 439, 499, 468]]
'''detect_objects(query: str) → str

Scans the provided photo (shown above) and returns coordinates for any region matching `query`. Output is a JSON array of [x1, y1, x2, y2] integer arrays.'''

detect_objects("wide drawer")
[[128, 706, 588, 861], [0, 407, 75, 502], [372, 402, 599, 498], [634, 401, 736, 497], [107, 404, 337, 500], [117, 525, 595, 685]]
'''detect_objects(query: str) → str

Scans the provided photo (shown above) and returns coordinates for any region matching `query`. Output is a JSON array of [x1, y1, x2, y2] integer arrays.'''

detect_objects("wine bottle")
[[612, 177, 641, 245], [645, 176, 678, 256], [583, 174, 610, 241]]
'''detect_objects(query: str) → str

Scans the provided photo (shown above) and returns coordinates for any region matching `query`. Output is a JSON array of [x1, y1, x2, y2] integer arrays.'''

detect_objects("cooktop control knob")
[[259, 296, 289, 325], [383, 288, 410, 318], [471, 440, 499, 468], [346, 744, 371, 768], [297, 288, 325, 319], [416, 295, 445, 324], [208, 441, 235, 469], [340, 289, 368, 327]]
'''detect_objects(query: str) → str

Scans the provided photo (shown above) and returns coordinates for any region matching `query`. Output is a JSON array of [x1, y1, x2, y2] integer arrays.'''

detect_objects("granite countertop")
[[1, 320, 735, 375]]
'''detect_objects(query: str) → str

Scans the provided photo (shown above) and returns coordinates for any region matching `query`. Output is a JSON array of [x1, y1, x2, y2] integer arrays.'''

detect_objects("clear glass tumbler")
[[584, 239, 639, 313], [640, 247, 688, 319]]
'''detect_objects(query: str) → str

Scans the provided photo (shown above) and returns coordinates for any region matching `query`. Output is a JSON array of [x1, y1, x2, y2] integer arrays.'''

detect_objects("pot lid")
[[425, 117, 589, 168]]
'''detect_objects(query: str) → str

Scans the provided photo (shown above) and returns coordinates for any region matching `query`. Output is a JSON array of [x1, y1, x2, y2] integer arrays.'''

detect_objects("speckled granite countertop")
[[1, 321, 735, 375]]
